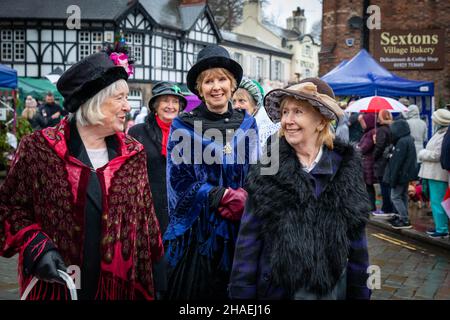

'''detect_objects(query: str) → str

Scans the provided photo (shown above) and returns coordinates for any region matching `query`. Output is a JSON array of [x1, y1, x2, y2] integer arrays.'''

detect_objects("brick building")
[[319, 0, 450, 108]]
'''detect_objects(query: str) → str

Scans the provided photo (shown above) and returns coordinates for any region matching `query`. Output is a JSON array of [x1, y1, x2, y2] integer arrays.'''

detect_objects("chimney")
[[242, 0, 262, 23], [286, 7, 306, 34], [180, 0, 205, 5]]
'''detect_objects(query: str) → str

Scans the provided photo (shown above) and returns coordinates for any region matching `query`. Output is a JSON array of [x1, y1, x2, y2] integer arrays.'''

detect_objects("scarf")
[[155, 114, 172, 157]]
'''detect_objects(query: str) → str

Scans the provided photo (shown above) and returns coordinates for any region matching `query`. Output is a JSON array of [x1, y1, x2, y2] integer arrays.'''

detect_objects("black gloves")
[[33, 250, 67, 285]]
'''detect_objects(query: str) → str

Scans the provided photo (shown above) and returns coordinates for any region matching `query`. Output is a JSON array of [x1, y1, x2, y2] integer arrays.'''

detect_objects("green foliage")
[[16, 117, 33, 141], [0, 127, 11, 168]]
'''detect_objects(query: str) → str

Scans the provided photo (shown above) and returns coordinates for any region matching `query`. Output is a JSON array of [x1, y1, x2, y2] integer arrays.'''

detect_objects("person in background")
[[128, 81, 187, 299], [348, 111, 363, 143], [134, 105, 148, 124], [229, 78, 371, 300], [383, 119, 417, 229], [402, 104, 428, 173], [335, 101, 349, 143], [357, 113, 377, 212], [232, 77, 280, 150], [21, 95, 43, 131], [37, 92, 68, 128], [372, 110, 395, 217], [418, 108, 450, 239]]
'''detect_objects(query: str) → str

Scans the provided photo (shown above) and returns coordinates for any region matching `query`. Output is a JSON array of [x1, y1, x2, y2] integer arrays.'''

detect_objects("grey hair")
[[75, 79, 128, 126]]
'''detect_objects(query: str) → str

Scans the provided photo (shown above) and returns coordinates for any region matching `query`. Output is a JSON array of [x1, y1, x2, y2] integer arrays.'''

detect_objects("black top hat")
[[148, 81, 187, 112], [57, 52, 129, 113], [186, 45, 243, 96]]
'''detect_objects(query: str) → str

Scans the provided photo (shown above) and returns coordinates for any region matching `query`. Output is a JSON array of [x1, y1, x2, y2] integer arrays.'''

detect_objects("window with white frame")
[[91, 44, 103, 54], [91, 32, 103, 43], [305, 69, 311, 77], [1, 30, 13, 41], [14, 30, 25, 42], [124, 32, 143, 64], [193, 44, 203, 64], [79, 32, 90, 43], [14, 42, 25, 61], [274, 60, 282, 81], [134, 34, 142, 45], [162, 38, 175, 68], [1, 43, 13, 61], [233, 52, 243, 66], [304, 45, 312, 57], [1, 29, 25, 61], [255, 57, 263, 80], [79, 44, 91, 60], [133, 46, 142, 64], [125, 33, 133, 44]]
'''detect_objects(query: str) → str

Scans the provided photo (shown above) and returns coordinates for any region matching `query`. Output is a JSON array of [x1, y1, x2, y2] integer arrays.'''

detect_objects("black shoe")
[[387, 215, 400, 224], [390, 220, 412, 229]]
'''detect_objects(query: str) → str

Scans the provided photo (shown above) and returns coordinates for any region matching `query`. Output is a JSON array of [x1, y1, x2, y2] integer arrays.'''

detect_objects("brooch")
[[223, 142, 232, 155]]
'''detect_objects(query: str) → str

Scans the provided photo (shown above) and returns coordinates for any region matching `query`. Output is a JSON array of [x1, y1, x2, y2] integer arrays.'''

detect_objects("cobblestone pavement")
[[368, 225, 450, 300], [0, 254, 19, 300], [1, 224, 449, 300]]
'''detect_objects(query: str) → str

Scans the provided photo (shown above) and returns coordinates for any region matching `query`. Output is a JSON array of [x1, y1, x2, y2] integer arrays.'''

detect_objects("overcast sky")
[[263, 0, 323, 33]]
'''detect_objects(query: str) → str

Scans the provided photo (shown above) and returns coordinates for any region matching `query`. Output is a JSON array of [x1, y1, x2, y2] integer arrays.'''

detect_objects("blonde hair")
[[76, 79, 128, 126], [233, 88, 257, 115], [233, 88, 257, 106], [279, 96, 335, 149], [378, 109, 393, 125], [195, 68, 237, 98], [22, 96, 37, 120]]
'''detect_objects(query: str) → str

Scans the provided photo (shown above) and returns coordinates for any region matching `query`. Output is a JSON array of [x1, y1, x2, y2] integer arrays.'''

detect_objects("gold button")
[[104, 252, 112, 263]]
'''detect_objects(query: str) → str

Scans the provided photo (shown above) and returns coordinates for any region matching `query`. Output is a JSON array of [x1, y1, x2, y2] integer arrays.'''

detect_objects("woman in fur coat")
[[229, 78, 371, 300]]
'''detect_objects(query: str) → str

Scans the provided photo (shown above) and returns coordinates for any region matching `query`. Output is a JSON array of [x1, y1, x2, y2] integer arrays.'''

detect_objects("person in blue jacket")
[[164, 45, 259, 300]]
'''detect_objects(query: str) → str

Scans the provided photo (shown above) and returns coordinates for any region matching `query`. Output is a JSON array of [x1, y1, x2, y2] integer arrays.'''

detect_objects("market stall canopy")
[[44, 67, 64, 84], [18, 77, 63, 102], [0, 64, 18, 89], [321, 49, 434, 97]]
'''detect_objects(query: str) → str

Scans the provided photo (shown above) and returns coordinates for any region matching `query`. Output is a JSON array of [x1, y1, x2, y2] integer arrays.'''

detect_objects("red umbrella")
[[345, 96, 409, 135], [345, 96, 409, 114]]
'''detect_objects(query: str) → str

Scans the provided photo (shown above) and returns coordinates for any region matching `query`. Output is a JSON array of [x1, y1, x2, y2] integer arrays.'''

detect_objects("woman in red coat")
[[0, 52, 163, 300]]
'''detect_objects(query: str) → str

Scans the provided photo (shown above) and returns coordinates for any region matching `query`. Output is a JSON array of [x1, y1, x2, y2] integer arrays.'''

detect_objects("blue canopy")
[[0, 64, 18, 89], [321, 49, 434, 97]]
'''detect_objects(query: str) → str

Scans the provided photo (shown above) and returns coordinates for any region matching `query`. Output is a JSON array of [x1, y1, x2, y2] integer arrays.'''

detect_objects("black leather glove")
[[33, 250, 67, 285]]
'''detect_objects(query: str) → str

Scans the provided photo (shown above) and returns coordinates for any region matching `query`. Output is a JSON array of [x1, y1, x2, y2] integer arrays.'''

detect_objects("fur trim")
[[246, 138, 369, 296]]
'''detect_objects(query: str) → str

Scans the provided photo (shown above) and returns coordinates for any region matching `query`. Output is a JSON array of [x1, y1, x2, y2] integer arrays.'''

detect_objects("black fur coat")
[[230, 137, 370, 298]]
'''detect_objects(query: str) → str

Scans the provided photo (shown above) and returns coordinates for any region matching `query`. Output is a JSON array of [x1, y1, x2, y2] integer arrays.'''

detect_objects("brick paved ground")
[[368, 225, 450, 300], [1, 224, 449, 300], [0, 254, 19, 300]]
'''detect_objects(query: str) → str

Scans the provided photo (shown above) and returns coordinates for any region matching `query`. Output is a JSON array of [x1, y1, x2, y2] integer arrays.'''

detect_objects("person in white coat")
[[134, 105, 148, 124], [232, 77, 280, 150], [403, 104, 428, 165], [418, 108, 450, 239]]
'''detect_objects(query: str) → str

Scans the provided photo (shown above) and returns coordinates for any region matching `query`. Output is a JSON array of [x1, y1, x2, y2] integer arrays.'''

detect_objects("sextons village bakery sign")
[[372, 29, 445, 70]]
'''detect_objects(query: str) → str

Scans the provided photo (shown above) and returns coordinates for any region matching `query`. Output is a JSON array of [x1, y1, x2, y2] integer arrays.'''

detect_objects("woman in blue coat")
[[164, 45, 259, 299]]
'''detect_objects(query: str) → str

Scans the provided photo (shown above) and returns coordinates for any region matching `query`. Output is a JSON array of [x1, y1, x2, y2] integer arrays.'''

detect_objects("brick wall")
[[319, 0, 450, 105]]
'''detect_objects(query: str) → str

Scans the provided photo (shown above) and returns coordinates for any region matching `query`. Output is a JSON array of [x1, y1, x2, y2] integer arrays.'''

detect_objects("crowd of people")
[[0, 44, 449, 300]]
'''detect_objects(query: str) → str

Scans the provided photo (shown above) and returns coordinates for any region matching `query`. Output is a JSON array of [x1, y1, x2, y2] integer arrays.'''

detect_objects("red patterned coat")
[[0, 118, 163, 300]]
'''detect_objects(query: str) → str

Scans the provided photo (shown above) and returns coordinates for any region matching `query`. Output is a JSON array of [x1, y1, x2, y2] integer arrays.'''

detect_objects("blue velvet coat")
[[164, 110, 258, 274]]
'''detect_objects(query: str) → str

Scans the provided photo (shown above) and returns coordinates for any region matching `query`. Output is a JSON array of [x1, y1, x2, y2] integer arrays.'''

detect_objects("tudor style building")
[[0, 0, 221, 108]]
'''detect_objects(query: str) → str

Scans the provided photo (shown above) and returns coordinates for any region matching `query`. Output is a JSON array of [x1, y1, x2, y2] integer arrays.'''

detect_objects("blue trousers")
[[428, 179, 449, 233]]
